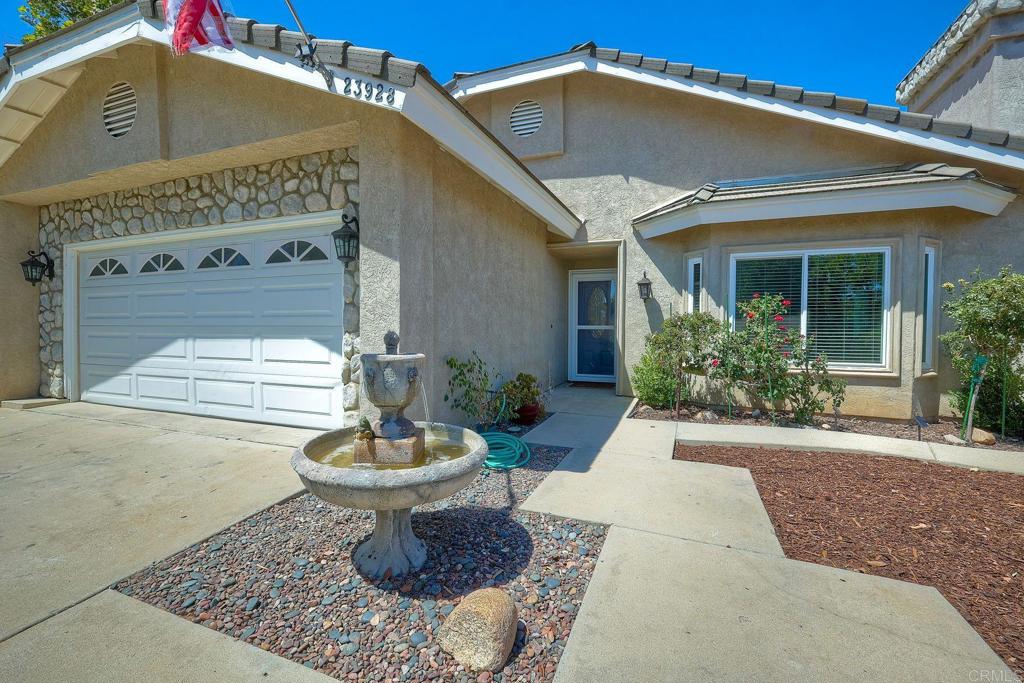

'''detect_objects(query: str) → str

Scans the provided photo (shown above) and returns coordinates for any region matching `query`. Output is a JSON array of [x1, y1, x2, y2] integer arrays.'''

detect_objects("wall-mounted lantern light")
[[20, 250, 54, 286], [636, 271, 652, 301], [332, 213, 359, 264]]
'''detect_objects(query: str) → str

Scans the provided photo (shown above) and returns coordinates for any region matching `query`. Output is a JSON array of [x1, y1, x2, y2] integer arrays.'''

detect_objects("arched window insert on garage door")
[[89, 258, 128, 277], [140, 253, 185, 273], [198, 247, 250, 269], [266, 239, 328, 264]]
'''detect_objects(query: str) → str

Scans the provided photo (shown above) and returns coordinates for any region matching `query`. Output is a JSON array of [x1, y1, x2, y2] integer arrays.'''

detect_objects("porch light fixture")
[[637, 271, 652, 301], [332, 213, 360, 264], [20, 250, 54, 286]]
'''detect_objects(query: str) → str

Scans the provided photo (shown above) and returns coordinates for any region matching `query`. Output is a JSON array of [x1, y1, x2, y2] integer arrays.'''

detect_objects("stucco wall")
[[35, 148, 361, 409], [0, 43, 363, 204], [0, 202, 42, 400], [902, 13, 1024, 131], [355, 116, 567, 426], [467, 71, 1024, 419]]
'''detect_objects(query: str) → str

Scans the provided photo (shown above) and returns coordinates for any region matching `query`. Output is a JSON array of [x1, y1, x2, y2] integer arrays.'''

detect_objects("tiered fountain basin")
[[291, 422, 488, 579]]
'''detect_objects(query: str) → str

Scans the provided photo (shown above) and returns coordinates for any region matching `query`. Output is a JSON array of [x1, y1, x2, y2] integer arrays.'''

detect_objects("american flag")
[[163, 0, 234, 56]]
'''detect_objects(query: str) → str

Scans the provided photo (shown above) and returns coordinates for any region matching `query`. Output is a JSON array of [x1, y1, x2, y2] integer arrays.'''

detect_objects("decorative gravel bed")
[[117, 443, 605, 682], [634, 403, 1024, 452], [675, 443, 1024, 678]]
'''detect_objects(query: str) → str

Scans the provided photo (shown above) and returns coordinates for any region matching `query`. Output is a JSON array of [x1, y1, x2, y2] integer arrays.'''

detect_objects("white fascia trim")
[[403, 78, 579, 237], [452, 55, 1024, 173], [450, 52, 588, 99], [635, 181, 1017, 238], [0, 5, 143, 105]]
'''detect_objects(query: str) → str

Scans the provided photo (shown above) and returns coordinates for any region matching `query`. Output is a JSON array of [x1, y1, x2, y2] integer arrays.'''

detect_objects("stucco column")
[[356, 113, 436, 423], [0, 201, 42, 400]]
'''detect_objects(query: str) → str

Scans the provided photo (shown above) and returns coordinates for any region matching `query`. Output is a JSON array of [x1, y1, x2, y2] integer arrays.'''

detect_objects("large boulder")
[[972, 428, 997, 446], [437, 588, 517, 672]]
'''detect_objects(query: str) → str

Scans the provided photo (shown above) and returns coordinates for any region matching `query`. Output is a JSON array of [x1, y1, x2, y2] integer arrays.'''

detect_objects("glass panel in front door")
[[575, 278, 615, 378]]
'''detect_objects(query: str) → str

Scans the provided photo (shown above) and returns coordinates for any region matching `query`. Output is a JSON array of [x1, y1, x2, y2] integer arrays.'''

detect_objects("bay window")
[[731, 247, 890, 369]]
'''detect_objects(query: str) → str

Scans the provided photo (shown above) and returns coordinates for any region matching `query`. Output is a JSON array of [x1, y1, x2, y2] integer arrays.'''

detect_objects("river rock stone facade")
[[36, 147, 361, 421]]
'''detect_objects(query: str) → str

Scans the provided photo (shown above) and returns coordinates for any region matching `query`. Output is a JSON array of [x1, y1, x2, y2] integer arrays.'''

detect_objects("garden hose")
[[480, 432, 532, 470], [475, 392, 531, 470]]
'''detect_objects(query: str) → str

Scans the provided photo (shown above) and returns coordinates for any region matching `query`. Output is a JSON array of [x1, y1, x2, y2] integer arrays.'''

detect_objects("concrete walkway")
[[0, 590, 332, 682], [522, 385, 1018, 682], [678, 420, 1024, 475], [0, 403, 320, 681]]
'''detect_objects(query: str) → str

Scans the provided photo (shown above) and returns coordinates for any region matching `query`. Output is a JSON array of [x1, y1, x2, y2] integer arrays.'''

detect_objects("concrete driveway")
[[0, 402, 314, 642]]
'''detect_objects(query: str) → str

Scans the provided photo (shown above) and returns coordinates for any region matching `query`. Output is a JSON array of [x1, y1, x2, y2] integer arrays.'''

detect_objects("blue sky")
[[0, 0, 967, 106]]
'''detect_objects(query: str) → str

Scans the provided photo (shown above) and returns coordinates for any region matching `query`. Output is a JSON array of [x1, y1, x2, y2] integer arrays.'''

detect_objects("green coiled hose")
[[480, 431, 531, 470]]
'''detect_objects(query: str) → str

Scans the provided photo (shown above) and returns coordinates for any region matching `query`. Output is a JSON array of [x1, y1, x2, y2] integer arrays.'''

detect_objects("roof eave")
[[634, 179, 1017, 239]]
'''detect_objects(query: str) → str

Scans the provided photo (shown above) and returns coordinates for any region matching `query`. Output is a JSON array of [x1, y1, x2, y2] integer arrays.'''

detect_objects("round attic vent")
[[102, 82, 137, 138], [509, 100, 543, 137]]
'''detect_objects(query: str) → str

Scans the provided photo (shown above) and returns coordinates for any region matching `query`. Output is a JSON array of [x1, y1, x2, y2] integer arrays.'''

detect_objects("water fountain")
[[291, 332, 488, 579]]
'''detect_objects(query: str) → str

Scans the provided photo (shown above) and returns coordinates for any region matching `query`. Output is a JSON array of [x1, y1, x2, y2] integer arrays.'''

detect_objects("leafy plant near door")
[[443, 352, 503, 429], [645, 311, 719, 418]]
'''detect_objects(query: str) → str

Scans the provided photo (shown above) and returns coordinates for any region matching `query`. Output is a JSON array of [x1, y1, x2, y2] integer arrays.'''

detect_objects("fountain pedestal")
[[353, 508, 427, 578], [290, 332, 488, 580]]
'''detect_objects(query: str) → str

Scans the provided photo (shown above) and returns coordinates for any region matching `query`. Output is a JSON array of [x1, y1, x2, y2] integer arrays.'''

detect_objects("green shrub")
[[645, 312, 720, 417], [632, 349, 676, 409], [941, 267, 1024, 440]]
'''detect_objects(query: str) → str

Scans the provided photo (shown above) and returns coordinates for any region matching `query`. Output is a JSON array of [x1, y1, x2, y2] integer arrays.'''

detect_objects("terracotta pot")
[[514, 402, 540, 425]]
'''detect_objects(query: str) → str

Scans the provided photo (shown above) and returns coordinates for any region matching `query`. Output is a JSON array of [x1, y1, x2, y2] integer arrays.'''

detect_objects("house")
[[0, 0, 1020, 427]]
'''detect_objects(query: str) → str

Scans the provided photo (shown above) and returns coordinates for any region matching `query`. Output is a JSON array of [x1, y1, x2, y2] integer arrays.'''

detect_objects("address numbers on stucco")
[[343, 77, 397, 106]]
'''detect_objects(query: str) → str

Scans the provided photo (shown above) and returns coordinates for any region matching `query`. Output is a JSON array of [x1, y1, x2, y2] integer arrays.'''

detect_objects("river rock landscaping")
[[117, 444, 605, 682], [675, 443, 1024, 678]]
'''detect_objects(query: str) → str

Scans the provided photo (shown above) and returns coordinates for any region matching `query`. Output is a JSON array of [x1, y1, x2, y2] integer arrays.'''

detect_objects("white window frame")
[[728, 245, 892, 371], [921, 244, 937, 372], [686, 256, 703, 314]]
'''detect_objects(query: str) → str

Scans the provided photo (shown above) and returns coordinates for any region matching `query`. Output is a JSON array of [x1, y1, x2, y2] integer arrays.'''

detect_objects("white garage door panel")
[[77, 226, 345, 429]]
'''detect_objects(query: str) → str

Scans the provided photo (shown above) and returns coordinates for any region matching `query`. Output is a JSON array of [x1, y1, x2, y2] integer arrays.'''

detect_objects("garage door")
[[77, 225, 345, 429]]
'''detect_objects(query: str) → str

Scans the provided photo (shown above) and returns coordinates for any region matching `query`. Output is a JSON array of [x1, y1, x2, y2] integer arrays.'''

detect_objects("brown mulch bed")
[[675, 443, 1024, 677], [634, 403, 1024, 452]]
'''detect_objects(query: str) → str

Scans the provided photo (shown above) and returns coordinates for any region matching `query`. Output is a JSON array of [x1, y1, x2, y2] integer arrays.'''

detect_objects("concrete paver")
[[525, 412, 676, 457], [520, 447, 784, 556], [0, 590, 332, 682], [35, 401, 318, 448], [676, 421, 1024, 475], [544, 384, 634, 418], [0, 407, 306, 641], [557, 526, 1016, 683]]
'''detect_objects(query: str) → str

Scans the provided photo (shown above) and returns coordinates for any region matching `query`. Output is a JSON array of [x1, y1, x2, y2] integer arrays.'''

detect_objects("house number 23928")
[[342, 77, 396, 106]]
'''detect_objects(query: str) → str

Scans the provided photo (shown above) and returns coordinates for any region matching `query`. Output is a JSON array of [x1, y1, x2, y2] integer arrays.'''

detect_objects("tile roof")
[[1, 1, 429, 88], [560, 42, 1024, 153], [633, 163, 1013, 224], [896, 0, 1024, 105]]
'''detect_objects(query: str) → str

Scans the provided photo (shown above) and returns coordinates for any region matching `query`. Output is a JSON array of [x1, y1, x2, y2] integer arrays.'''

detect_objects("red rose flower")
[[778, 325, 787, 331], [781, 351, 791, 358], [711, 359, 720, 367], [746, 311, 755, 319], [774, 314, 784, 322], [752, 292, 761, 299], [782, 299, 791, 307]]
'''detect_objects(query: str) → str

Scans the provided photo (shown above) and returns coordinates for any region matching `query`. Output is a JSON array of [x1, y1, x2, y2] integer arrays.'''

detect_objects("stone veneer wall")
[[36, 147, 361, 416]]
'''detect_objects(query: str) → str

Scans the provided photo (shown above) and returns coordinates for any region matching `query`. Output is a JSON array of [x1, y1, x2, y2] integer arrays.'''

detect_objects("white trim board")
[[0, 7, 580, 239], [634, 180, 1016, 239], [450, 53, 1024, 173]]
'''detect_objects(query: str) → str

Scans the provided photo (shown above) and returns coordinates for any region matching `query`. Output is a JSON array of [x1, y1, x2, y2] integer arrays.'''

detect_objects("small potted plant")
[[503, 372, 543, 425]]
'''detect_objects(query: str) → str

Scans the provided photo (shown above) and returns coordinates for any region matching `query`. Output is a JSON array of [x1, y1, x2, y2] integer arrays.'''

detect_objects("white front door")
[[76, 224, 345, 429], [569, 270, 616, 382]]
